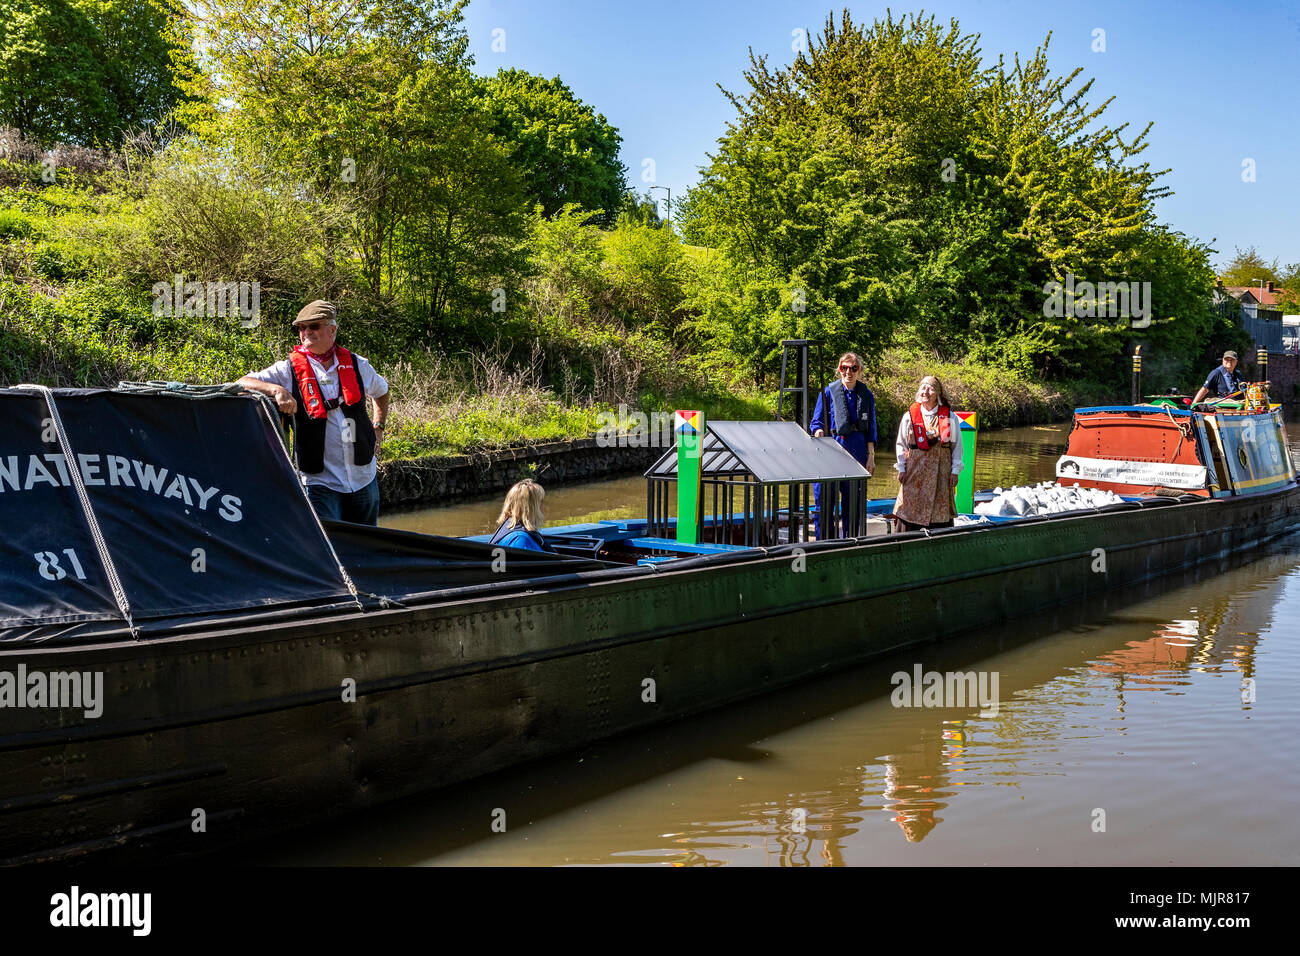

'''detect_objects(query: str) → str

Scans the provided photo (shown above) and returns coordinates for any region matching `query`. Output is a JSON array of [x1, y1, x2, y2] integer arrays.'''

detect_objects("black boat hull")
[[3, 484, 1299, 862]]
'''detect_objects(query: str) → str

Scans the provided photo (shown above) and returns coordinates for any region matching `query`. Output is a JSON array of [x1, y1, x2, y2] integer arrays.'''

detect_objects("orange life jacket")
[[288, 346, 375, 474], [290, 346, 363, 419], [909, 403, 951, 450]]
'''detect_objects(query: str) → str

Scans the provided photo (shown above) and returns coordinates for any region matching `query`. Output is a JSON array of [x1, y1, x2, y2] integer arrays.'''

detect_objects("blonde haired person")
[[893, 376, 963, 532], [488, 479, 554, 552]]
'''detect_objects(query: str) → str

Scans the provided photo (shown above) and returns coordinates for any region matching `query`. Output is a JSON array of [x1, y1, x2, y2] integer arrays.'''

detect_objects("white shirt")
[[247, 352, 389, 493], [895, 406, 963, 476]]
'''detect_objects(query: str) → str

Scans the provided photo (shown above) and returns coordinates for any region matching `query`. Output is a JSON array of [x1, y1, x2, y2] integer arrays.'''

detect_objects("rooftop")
[[645, 420, 870, 483], [1223, 283, 1289, 307]]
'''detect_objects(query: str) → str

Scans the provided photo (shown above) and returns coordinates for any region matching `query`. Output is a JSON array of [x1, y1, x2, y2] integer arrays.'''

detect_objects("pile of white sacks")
[[972, 481, 1124, 518]]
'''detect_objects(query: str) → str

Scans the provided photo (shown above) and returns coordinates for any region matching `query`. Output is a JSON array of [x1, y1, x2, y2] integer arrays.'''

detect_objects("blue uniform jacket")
[[809, 381, 877, 466], [1202, 365, 1242, 398]]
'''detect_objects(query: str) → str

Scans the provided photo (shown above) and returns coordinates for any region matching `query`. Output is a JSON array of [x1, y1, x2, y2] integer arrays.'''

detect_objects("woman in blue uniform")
[[809, 352, 877, 538]]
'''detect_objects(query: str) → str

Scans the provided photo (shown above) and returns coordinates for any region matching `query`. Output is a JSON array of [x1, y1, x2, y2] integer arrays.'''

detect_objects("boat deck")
[[463, 492, 1185, 566]]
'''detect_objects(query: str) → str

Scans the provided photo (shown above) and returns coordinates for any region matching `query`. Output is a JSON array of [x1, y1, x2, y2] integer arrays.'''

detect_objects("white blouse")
[[894, 406, 964, 476]]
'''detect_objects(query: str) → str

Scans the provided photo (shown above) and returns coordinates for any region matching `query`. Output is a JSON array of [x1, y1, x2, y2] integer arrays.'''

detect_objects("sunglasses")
[[839, 364, 859, 372], [299, 322, 327, 331]]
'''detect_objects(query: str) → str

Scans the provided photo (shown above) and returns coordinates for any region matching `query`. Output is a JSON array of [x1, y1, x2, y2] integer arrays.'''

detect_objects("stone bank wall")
[[1265, 353, 1300, 403], [378, 438, 662, 509]]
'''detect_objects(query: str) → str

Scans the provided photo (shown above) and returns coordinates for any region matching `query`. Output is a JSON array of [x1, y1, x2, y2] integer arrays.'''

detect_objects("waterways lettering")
[[0, 453, 242, 521]]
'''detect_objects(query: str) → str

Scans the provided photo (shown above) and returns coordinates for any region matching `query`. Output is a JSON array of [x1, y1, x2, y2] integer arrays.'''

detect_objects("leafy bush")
[[0, 207, 38, 238], [128, 142, 354, 302], [31, 237, 94, 280], [868, 348, 1074, 431], [1, 279, 279, 387]]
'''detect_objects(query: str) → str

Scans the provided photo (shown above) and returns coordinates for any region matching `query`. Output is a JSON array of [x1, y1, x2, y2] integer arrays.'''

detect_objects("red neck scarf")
[[294, 343, 338, 368]]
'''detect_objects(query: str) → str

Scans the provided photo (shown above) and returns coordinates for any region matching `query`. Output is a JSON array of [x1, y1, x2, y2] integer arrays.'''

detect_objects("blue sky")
[[461, 0, 1299, 272]]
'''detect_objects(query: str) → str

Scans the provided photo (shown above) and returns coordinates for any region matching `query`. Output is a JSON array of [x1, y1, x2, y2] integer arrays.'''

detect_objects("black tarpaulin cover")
[[325, 521, 607, 600], [0, 388, 354, 634]]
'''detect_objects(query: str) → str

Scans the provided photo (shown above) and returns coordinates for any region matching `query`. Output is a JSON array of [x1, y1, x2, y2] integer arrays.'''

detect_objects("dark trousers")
[[307, 476, 380, 526], [815, 480, 862, 539]]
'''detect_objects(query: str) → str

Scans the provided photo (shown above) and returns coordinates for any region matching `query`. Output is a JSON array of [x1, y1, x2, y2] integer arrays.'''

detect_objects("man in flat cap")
[[1191, 351, 1243, 407], [237, 300, 391, 524]]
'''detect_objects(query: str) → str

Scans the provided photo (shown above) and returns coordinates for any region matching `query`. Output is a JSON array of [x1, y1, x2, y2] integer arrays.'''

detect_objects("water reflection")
[[880, 730, 949, 844], [219, 422, 1300, 866], [216, 532, 1300, 867]]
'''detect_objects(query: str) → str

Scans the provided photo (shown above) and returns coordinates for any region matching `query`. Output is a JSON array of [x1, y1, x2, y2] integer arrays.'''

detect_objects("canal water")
[[239, 422, 1300, 866]]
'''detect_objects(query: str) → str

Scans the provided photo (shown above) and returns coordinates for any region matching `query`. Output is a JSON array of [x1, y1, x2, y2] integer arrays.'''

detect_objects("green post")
[[955, 411, 978, 514], [675, 409, 704, 544]]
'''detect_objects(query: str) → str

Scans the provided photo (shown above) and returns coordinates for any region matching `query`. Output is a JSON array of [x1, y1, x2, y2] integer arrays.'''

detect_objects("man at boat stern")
[[237, 301, 391, 525], [1192, 351, 1243, 406]]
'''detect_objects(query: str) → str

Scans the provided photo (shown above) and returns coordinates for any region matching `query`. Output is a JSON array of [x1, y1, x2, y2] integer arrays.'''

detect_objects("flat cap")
[[293, 300, 338, 327]]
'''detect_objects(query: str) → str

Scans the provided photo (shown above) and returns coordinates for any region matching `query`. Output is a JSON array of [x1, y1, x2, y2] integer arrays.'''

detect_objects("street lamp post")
[[649, 185, 671, 226]]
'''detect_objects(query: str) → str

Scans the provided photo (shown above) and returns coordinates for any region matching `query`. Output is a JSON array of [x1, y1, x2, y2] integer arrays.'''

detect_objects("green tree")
[[388, 70, 530, 342], [477, 69, 625, 221], [167, 0, 473, 288], [1217, 247, 1300, 312], [687, 12, 987, 371], [674, 183, 720, 247], [1276, 265, 1299, 313], [0, 0, 114, 145], [0, 0, 183, 147], [1218, 246, 1283, 287], [88, 0, 185, 137], [167, 0, 530, 338], [526, 204, 609, 329], [603, 218, 687, 336], [615, 189, 663, 228], [168, 0, 470, 162], [681, 9, 1214, 386]]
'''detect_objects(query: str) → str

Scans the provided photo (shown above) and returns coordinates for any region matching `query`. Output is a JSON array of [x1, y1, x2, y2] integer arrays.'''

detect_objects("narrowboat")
[[1, 385, 1297, 863]]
